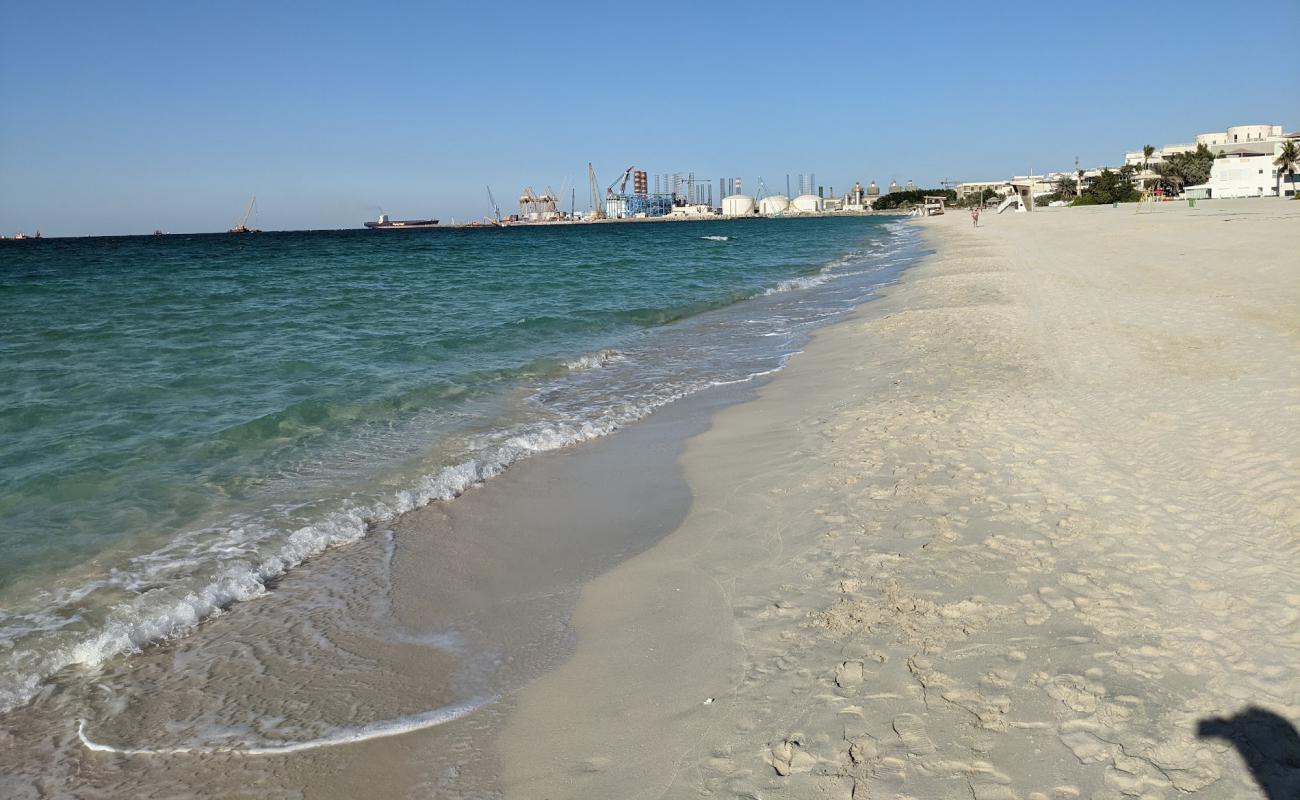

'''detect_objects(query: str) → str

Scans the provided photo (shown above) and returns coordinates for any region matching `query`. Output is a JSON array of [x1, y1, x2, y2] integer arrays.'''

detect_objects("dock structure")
[[519, 187, 560, 222]]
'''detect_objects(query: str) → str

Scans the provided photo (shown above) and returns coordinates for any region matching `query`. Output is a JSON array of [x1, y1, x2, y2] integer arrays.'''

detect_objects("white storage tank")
[[758, 194, 790, 215], [790, 194, 822, 213], [722, 194, 756, 217]]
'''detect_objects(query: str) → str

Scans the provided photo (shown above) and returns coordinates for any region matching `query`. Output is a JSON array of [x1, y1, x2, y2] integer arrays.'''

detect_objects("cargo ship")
[[364, 213, 439, 229]]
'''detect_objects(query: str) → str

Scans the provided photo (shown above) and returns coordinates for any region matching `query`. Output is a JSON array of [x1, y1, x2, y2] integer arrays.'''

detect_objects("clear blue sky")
[[1, 0, 1294, 236]]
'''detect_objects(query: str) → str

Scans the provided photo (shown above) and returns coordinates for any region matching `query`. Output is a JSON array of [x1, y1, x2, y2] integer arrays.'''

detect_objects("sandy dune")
[[501, 201, 1300, 799]]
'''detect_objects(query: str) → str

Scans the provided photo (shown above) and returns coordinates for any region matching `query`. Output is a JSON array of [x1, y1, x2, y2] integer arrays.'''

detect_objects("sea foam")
[[0, 217, 922, 715]]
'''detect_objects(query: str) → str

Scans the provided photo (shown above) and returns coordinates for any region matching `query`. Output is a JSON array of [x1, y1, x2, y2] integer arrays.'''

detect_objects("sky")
[[1, 0, 1295, 236]]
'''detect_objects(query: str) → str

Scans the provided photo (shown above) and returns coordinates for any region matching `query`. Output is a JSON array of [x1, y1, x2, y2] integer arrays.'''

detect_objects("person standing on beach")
[[971, 205, 980, 227]]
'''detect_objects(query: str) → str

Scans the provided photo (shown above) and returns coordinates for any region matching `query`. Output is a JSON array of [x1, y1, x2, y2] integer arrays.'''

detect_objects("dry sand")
[[500, 200, 1300, 799]]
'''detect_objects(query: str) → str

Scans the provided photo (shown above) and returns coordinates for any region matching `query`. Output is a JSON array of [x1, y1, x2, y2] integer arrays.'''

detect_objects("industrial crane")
[[606, 165, 635, 197], [486, 186, 502, 225], [588, 162, 605, 219]]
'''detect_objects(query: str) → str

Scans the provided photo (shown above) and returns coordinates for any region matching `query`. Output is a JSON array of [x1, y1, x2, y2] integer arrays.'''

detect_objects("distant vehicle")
[[364, 213, 439, 229], [228, 196, 262, 234], [1049, 200, 1069, 207]]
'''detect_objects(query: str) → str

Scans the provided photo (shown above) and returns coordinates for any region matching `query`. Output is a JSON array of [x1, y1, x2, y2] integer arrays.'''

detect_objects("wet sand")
[[499, 200, 1300, 799], [0, 376, 755, 798]]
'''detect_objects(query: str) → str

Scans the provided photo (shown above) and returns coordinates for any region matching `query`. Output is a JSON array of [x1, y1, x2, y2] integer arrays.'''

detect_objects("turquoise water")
[[0, 216, 918, 710]]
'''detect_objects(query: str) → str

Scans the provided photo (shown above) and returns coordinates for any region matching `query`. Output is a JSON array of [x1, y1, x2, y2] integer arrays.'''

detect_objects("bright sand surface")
[[499, 201, 1300, 799]]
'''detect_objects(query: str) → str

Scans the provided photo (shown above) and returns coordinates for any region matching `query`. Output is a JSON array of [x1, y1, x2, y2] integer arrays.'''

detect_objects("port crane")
[[486, 186, 502, 225], [588, 162, 605, 219], [606, 165, 636, 197]]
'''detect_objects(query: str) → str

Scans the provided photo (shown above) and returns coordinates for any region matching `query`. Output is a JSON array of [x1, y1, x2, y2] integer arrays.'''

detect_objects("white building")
[[1124, 142, 1196, 170], [668, 203, 714, 218], [1185, 149, 1290, 199], [955, 180, 1011, 201], [1127, 123, 1296, 196], [1181, 124, 1298, 199], [1196, 124, 1283, 147], [1010, 175, 1061, 197]]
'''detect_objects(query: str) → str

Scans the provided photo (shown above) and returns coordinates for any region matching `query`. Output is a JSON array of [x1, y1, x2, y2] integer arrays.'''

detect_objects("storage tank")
[[722, 194, 756, 217], [790, 194, 822, 213], [758, 194, 790, 215]]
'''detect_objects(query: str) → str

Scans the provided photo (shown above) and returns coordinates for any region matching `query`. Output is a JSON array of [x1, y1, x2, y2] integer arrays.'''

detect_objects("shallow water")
[[0, 216, 919, 718]]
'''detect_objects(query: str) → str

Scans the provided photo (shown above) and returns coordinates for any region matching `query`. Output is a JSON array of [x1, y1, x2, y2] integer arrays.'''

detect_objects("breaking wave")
[[0, 217, 921, 714]]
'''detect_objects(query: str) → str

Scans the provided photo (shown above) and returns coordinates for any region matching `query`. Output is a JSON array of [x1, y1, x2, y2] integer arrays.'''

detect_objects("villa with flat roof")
[[1127, 124, 1297, 198]]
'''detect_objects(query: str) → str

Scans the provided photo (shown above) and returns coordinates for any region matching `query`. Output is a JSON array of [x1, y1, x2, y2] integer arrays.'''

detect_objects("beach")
[[2, 201, 1296, 799], [498, 200, 1300, 799], [0, 218, 920, 796]]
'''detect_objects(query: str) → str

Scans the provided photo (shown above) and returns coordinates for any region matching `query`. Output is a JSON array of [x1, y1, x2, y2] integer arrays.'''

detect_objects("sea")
[[0, 216, 920, 728]]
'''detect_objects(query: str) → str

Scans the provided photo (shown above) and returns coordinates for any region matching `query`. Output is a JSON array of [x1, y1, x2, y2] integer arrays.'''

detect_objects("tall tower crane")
[[588, 162, 605, 219], [486, 186, 502, 225]]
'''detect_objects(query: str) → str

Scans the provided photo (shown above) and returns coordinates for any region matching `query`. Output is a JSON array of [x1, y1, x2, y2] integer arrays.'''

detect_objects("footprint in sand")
[[858, 755, 907, 798], [892, 713, 937, 756], [765, 736, 817, 776], [836, 661, 865, 688]]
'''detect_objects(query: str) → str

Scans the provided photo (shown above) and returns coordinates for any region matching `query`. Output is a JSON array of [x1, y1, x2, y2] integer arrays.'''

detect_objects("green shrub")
[[871, 189, 957, 211]]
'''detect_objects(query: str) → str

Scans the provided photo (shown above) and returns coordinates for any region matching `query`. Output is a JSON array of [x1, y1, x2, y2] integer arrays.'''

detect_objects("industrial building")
[[595, 166, 719, 219], [518, 187, 561, 222], [558, 162, 898, 223]]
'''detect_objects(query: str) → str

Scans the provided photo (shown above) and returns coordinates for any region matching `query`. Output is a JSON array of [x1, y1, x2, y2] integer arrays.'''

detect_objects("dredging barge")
[[364, 213, 439, 229]]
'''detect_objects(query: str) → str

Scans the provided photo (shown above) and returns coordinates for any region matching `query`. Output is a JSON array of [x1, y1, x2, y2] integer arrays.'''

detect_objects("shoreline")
[[497, 200, 1300, 798], [4, 200, 1295, 797], [0, 217, 920, 796], [0, 215, 917, 718], [4, 209, 910, 239]]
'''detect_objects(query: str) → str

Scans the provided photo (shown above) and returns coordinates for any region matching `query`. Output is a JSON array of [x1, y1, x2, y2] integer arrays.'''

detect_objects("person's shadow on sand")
[[1198, 706, 1300, 799]]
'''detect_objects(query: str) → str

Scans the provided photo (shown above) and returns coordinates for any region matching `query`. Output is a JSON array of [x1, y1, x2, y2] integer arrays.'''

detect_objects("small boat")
[[364, 213, 439, 229], [228, 196, 262, 234]]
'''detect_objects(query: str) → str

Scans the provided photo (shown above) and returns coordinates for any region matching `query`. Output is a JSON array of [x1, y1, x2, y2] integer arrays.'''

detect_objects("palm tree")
[[1274, 140, 1298, 198], [1142, 144, 1156, 188]]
